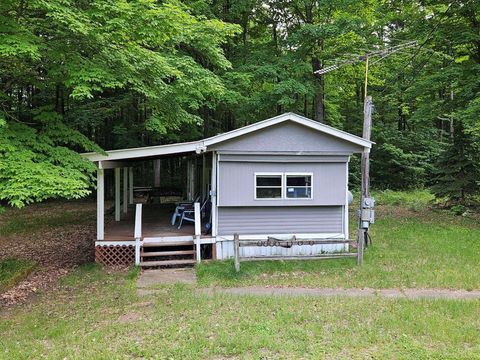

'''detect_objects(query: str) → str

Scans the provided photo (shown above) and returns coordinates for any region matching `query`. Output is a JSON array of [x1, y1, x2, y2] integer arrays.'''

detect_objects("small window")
[[255, 174, 282, 199], [285, 174, 312, 199]]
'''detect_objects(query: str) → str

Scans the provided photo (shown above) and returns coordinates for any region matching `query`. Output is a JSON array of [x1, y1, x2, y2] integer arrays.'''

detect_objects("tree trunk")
[[312, 57, 325, 123], [203, 107, 210, 137], [303, 2, 325, 123], [242, 11, 249, 64], [55, 84, 65, 115], [304, 95, 308, 117]]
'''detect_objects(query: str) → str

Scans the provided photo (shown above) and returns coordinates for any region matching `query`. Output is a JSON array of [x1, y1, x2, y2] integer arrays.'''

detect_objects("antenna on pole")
[[314, 40, 418, 265], [314, 41, 417, 76]]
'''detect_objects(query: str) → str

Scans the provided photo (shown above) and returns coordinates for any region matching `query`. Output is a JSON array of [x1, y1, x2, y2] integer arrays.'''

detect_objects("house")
[[82, 113, 372, 267]]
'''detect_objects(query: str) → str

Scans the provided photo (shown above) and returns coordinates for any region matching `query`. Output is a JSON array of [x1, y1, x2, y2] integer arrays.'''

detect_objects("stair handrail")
[[134, 203, 142, 265]]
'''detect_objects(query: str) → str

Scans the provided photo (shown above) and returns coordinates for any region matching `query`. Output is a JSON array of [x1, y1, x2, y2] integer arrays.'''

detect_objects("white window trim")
[[254, 172, 313, 200], [284, 172, 313, 200], [254, 172, 284, 200]]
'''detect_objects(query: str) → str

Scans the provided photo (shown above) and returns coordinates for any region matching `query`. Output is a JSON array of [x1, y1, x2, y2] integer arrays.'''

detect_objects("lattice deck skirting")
[[95, 245, 135, 267]]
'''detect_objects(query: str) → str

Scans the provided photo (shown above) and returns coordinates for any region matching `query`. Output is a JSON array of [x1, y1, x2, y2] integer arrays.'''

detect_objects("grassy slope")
[[197, 192, 480, 289], [0, 259, 36, 292], [1, 265, 479, 359]]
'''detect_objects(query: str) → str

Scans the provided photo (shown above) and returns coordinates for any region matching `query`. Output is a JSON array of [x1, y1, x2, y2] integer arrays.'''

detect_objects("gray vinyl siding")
[[211, 121, 364, 153], [218, 161, 347, 206], [217, 206, 344, 235]]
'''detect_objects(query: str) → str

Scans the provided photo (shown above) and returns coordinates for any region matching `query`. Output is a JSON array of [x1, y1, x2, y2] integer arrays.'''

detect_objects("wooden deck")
[[104, 204, 195, 241]]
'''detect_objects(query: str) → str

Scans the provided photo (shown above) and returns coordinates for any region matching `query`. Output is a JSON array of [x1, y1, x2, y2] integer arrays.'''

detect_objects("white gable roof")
[[82, 112, 372, 162]]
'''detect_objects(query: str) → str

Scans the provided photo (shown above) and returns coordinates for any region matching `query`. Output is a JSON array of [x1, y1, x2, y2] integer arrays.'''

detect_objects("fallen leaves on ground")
[[0, 200, 97, 308]]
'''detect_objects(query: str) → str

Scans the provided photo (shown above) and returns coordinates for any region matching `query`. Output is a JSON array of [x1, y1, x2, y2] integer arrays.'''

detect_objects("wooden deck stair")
[[139, 240, 196, 268]]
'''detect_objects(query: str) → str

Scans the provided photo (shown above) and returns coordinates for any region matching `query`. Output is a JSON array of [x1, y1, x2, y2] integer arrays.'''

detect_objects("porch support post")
[[201, 154, 206, 199], [96, 165, 104, 240], [134, 203, 142, 266], [211, 152, 217, 237], [123, 167, 128, 214], [153, 159, 161, 204], [115, 167, 121, 221], [153, 159, 161, 187], [187, 159, 194, 200], [128, 167, 134, 204], [194, 202, 201, 263]]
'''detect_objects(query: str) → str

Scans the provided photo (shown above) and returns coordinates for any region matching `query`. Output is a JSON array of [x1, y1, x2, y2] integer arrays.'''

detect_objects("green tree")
[[2, 0, 479, 207], [0, 0, 239, 207], [431, 121, 480, 204]]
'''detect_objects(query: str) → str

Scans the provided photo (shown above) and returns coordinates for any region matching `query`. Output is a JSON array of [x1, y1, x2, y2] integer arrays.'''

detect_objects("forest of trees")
[[0, 0, 479, 208]]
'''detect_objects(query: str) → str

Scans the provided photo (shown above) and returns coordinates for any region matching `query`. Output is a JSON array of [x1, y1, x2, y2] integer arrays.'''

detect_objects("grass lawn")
[[1, 193, 480, 358], [1, 264, 479, 359], [197, 202, 480, 290], [0, 258, 36, 293]]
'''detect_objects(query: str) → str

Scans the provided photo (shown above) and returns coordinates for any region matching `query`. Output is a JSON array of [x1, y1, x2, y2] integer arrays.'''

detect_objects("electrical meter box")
[[360, 197, 375, 229]]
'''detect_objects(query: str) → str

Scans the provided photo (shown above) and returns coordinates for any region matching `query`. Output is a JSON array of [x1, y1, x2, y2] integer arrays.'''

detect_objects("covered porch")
[[89, 142, 219, 265]]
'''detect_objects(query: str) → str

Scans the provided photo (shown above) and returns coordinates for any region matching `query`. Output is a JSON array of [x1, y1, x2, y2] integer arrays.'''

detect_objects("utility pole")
[[314, 41, 417, 265], [357, 56, 373, 265], [358, 95, 372, 265]]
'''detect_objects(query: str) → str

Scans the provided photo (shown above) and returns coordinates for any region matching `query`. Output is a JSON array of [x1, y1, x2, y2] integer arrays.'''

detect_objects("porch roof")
[[81, 112, 373, 163]]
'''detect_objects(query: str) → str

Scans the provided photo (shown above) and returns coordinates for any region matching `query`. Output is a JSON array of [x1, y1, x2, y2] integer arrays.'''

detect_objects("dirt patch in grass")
[[198, 286, 480, 300], [119, 311, 142, 323], [0, 267, 69, 307], [0, 200, 97, 307]]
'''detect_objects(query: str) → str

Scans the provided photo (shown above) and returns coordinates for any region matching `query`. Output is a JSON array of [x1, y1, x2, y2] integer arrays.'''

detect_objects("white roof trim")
[[82, 141, 202, 162], [204, 112, 372, 148], [82, 112, 372, 162]]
